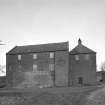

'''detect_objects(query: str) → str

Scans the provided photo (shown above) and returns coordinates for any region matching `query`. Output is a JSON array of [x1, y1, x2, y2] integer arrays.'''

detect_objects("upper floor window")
[[85, 54, 90, 60], [18, 55, 21, 60], [33, 53, 37, 59], [49, 52, 54, 58], [75, 55, 79, 61], [33, 64, 37, 72]]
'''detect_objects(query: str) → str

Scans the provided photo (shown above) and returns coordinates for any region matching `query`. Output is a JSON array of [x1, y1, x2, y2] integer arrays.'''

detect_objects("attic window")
[[18, 55, 21, 60], [85, 54, 90, 60], [75, 55, 79, 61], [28, 49, 31, 52]]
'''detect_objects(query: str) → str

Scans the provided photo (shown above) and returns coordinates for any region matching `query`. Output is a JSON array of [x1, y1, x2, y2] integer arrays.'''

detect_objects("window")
[[49, 64, 54, 71], [18, 55, 21, 60], [50, 52, 54, 58], [33, 53, 37, 59], [75, 55, 79, 61], [85, 54, 90, 60], [33, 64, 37, 72], [18, 65, 22, 69]]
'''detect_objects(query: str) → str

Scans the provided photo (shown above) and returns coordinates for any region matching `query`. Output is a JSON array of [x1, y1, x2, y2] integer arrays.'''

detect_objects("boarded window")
[[33, 64, 37, 72], [49, 64, 54, 71], [33, 53, 37, 59], [18, 55, 21, 60], [75, 55, 79, 61], [85, 54, 90, 60], [50, 52, 54, 58]]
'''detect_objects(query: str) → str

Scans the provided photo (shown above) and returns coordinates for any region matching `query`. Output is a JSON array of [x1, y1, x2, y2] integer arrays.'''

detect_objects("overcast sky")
[[0, 0, 105, 71]]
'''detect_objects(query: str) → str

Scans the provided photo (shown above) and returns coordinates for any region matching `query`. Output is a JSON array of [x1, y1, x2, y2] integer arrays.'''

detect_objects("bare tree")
[[100, 61, 105, 71], [0, 40, 6, 76]]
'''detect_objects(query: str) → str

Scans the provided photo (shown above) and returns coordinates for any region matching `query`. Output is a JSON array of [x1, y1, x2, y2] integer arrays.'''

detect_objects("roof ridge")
[[7, 41, 69, 54], [70, 43, 96, 54], [16, 41, 69, 47]]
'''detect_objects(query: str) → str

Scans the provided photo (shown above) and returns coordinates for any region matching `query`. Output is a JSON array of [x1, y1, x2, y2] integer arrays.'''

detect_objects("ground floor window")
[[49, 64, 54, 71], [33, 64, 37, 72]]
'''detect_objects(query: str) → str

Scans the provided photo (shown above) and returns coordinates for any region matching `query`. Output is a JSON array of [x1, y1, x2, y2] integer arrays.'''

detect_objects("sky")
[[0, 0, 105, 74]]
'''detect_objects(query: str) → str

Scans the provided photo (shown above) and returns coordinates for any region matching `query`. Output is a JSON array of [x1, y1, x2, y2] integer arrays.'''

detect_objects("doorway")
[[78, 77, 83, 85]]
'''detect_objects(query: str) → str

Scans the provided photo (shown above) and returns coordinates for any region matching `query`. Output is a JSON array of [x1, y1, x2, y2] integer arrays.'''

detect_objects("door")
[[78, 77, 83, 85]]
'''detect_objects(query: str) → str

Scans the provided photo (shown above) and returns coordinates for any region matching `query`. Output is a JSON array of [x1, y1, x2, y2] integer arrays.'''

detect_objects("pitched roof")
[[7, 42, 69, 54], [70, 39, 96, 54]]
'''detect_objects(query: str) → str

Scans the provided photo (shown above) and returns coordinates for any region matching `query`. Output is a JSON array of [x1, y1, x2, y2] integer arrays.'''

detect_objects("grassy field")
[[0, 85, 103, 105]]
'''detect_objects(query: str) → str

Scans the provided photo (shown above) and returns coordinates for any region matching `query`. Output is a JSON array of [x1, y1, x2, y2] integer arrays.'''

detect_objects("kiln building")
[[69, 39, 97, 86]]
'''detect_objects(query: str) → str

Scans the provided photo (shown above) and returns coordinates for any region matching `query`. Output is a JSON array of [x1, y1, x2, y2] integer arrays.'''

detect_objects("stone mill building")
[[6, 42, 69, 88], [6, 39, 97, 88]]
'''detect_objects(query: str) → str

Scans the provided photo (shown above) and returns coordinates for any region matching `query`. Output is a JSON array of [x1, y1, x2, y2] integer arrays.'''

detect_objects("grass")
[[0, 85, 103, 105]]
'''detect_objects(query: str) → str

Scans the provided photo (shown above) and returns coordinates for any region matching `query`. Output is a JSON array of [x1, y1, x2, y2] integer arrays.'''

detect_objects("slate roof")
[[7, 42, 69, 54], [70, 39, 96, 54]]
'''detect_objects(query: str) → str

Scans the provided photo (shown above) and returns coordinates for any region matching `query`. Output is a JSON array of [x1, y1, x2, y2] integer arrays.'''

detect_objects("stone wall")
[[13, 71, 53, 88], [69, 53, 97, 86], [55, 51, 69, 86], [6, 50, 69, 88]]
